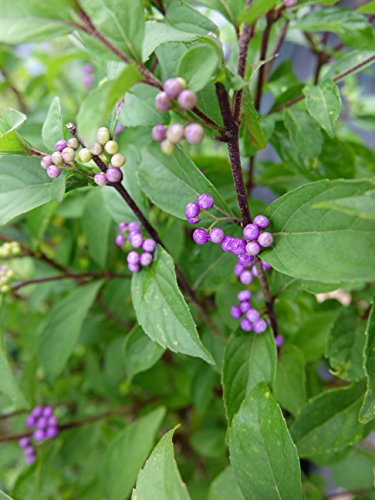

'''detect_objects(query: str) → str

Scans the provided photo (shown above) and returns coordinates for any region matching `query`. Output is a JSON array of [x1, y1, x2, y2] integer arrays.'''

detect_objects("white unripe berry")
[[51, 152, 63, 165], [67, 138, 79, 149], [166, 123, 185, 144], [97, 127, 110, 145], [111, 153, 125, 167], [104, 140, 119, 155], [79, 148, 93, 163], [91, 143, 103, 156], [62, 147, 75, 162], [160, 140, 176, 155]]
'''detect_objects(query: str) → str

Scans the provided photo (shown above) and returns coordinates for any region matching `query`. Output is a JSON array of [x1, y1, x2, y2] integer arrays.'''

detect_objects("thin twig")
[[254, 12, 274, 111]]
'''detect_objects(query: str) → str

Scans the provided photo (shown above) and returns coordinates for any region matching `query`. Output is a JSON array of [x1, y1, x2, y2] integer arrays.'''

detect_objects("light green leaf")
[[303, 80, 341, 138], [177, 44, 220, 92], [131, 247, 214, 364], [283, 109, 323, 161], [197, 0, 246, 25], [121, 84, 169, 128], [101, 407, 165, 500], [138, 144, 231, 220], [123, 325, 165, 382], [0, 155, 65, 225], [0, 490, 13, 500], [358, 0, 375, 13], [222, 329, 277, 422], [207, 467, 244, 500], [263, 179, 375, 283], [142, 22, 196, 62], [326, 308, 366, 382], [274, 345, 306, 416], [82, 190, 111, 268], [132, 427, 191, 500], [241, 0, 276, 24], [313, 190, 375, 222], [38, 281, 102, 379], [229, 382, 302, 500], [42, 97, 63, 151], [321, 50, 375, 81], [166, 2, 219, 36], [291, 381, 368, 458], [0, 108, 27, 154], [359, 303, 375, 423]]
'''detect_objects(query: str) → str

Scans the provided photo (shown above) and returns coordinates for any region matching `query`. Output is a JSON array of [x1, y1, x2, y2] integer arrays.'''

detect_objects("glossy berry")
[[127, 251, 140, 265], [185, 123, 204, 145], [105, 140, 119, 155], [94, 172, 107, 186], [231, 238, 247, 256], [246, 308, 260, 323], [234, 264, 245, 277], [118, 222, 128, 232], [33, 429, 45, 442], [246, 241, 261, 256], [55, 140, 67, 152], [143, 239, 156, 253], [163, 77, 186, 98], [37, 417, 48, 429], [47, 165, 61, 179], [67, 138, 79, 149], [160, 139, 175, 155], [131, 233, 143, 249], [238, 253, 254, 267], [128, 222, 140, 232], [193, 228, 209, 245], [251, 265, 258, 277], [258, 232, 273, 248], [115, 235, 125, 246], [185, 202, 200, 220], [243, 223, 260, 241], [128, 231, 140, 244], [275, 335, 284, 347], [79, 148, 93, 163], [40, 155, 52, 169], [254, 215, 269, 229], [221, 235, 234, 253], [97, 127, 110, 145], [24, 446, 35, 457], [106, 167, 123, 183], [26, 416, 36, 428], [19, 437, 30, 448], [140, 252, 153, 267], [262, 261, 272, 271], [178, 89, 197, 110], [45, 427, 59, 439], [152, 124, 167, 142], [167, 124, 185, 144], [91, 142, 103, 156], [187, 216, 200, 225], [62, 147, 75, 162], [237, 290, 251, 302], [230, 305, 242, 319], [128, 263, 140, 273], [51, 151, 63, 165], [48, 416, 58, 427], [197, 193, 214, 210], [254, 319, 267, 334], [240, 301, 251, 314], [209, 227, 225, 244], [240, 318, 253, 332], [240, 270, 253, 285], [155, 91, 172, 112]]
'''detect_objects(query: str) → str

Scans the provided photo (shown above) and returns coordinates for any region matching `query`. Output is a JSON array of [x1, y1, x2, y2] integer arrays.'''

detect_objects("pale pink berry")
[[94, 172, 107, 186], [106, 167, 123, 183], [185, 123, 204, 145], [46, 165, 61, 179]]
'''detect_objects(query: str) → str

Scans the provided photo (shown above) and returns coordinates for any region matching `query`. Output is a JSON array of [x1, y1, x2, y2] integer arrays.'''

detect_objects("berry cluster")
[[115, 221, 157, 273], [0, 241, 21, 258], [230, 290, 268, 333], [0, 265, 14, 294], [40, 137, 79, 179], [153, 77, 204, 154], [19, 406, 59, 464], [185, 193, 214, 225]]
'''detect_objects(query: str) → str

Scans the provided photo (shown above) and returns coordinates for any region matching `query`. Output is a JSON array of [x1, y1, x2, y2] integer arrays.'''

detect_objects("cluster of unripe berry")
[[19, 406, 59, 464], [115, 221, 157, 273], [230, 290, 267, 333], [0, 241, 21, 258], [40, 137, 80, 179], [0, 265, 14, 294], [153, 77, 204, 154]]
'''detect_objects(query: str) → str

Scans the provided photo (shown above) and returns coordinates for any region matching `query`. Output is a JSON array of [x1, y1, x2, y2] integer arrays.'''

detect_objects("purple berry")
[[115, 234, 125, 246], [128, 221, 140, 232], [237, 290, 251, 302], [43, 406, 53, 418], [187, 216, 200, 225], [240, 270, 253, 285], [284, 0, 297, 7], [32, 406, 43, 418], [163, 77, 185, 98], [240, 301, 251, 314], [238, 254, 254, 267], [55, 140, 67, 152], [275, 335, 284, 347], [258, 232, 273, 248], [243, 223, 260, 241], [193, 228, 209, 245], [131, 233, 143, 249], [230, 238, 247, 256], [46, 165, 61, 179], [33, 429, 45, 442], [185, 202, 200, 220], [246, 241, 261, 256], [166, 123, 185, 144], [45, 427, 59, 439], [128, 263, 140, 273], [118, 222, 128, 232], [26, 416, 36, 428], [128, 231, 141, 244], [19, 437, 30, 448], [254, 319, 267, 334], [142, 239, 156, 253], [185, 123, 204, 145], [40, 155, 52, 169], [197, 193, 214, 210], [24, 445, 35, 457], [140, 252, 153, 267], [127, 251, 140, 265], [48, 416, 58, 427], [209, 227, 225, 244], [152, 124, 167, 142], [37, 417, 48, 429], [221, 235, 234, 253], [94, 172, 107, 186], [246, 308, 260, 323], [230, 305, 242, 319], [106, 167, 123, 183], [262, 261, 272, 271], [155, 91, 172, 112], [234, 263, 245, 277], [178, 89, 197, 110], [240, 318, 253, 332], [254, 215, 270, 229], [251, 265, 258, 277], [25, 454, 36, 465]]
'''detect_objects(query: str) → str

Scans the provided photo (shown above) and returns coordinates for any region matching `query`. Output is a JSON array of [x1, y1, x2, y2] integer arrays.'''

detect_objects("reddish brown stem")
[[254, 13, 273, 111]]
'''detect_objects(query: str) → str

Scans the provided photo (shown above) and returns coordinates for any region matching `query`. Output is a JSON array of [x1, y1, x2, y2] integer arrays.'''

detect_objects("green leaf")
[[358, 0, 375, 13], [296, 7, 374, 49], [294, 311, 339, 361], [38, 281, 102, 379], [359, 303, 375, 423], [132, 427, 191, 500], [197, 0, 246, 25], [101, 407, 165, 500], [229, 382, 302, 500], [303, 80, 341, 138], [177, 43, 220, 92], [241, 0, 276, 24], [142, 22, 196, 62], [81, 190, 111, 268], [121, 84, 169, 128], [274, 345, 306, 416], [138, 144, 231, 220], [283, 109, 323, 161], [321, 50, 375, 81], [207, 467, 244, 500], [0, 108, 27, 154], [0, 155, 65, 225], [0, 490, 13, 500], [42, 97, 64, 151], [326, 308, 366, 382], [314, 190, 375, 222], [222, 329, 277, 422], [291, 381, 368, 458], [241, 87, 267, 151], [131, 247, 214, 364], [123, 325, 165, 382], [166, 2, 220, 36], [81, 0, 144, 60], [330, 447, 375, 491], [263, 179, 375, 283]]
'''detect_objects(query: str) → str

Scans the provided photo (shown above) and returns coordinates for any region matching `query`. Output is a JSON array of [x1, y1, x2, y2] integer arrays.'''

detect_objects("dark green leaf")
[[359, 303, 375, 423], [303, 80, 341, 138], [283, 109, 323, 161], [207, 467, 244, 500], [82, 190, 111, 268], [274, 345, 306, 416], [241, 0, 276, 24], [241, 88, 266, 151]]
